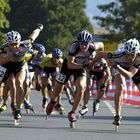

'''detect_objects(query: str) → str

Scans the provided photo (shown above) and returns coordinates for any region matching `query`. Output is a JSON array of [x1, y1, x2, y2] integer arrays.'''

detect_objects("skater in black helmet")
[[46, 30, 104, 127]]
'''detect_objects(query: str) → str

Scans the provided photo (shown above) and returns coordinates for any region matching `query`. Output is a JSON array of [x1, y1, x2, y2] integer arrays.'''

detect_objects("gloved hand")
[[82, 61, 89, 68], [37, 23, 43, 31], [99, 83, 107, 92], [111, 61, 120, 69]]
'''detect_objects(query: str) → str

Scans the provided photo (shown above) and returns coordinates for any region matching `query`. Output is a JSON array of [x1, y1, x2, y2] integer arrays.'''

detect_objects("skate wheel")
[[79, 114, 84, 119], [69, 122, 74, 128], [60, 112, 65, 115], [26, 109, 29, 114], [115, 125, 119, 132], [46, 115, 49, 120], [81, 115, 85, 119], [42, 108, 46, 114], [12, 110, 15, 115], [93, 112, 96, 117], [29, 108, 36, 114], [14, 119, 19, 126], [0, 109, 4, 113], [33, 111, 36, 115], [78, 114, 81, 119]]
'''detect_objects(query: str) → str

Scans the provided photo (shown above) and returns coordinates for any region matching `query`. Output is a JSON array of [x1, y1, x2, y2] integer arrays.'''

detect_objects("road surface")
[[0, 90, 140, 140]]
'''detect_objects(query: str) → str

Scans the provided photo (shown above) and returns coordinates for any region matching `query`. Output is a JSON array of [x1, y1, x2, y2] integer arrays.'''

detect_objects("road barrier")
[[91, 80, 140, 107]]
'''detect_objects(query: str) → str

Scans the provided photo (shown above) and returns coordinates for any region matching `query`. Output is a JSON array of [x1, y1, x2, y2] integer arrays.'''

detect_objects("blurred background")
[[1, 0, 140, 54]]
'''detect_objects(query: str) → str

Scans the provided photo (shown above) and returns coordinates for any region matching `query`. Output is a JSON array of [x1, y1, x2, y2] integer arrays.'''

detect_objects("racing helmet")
[[33, 43, 46, 53], [52, 48, 63, 58], [77, 30, 93, 45], [6, 30, 21, 44], [124, 38, 140, 53]]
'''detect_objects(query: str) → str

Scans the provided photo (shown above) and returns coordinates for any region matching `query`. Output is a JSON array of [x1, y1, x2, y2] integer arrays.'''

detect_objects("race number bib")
[[56, 73, 66, 84], [0, 65, 7, 81]]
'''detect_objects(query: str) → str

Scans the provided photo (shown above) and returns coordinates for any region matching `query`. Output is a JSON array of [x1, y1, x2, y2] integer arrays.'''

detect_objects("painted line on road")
[[103, 100, 116, 115]]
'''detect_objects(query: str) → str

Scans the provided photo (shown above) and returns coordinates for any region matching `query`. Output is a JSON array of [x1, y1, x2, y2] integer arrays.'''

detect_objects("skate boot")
[[69, 99, 74, 105], [79, 105, 88, 118], [55, 104, 65, 115], [14, 110, 21, 126], [42, 98, 48, 113], [68, 111, 77, 128], [93, 99, 100, 116], [113, 115, 121, 125], [10, 102, 16, 114], [0, 104, 7, 113], [46, 100, 56, 119], [113, 115, 122, 132], [24, 100, 36, 114]]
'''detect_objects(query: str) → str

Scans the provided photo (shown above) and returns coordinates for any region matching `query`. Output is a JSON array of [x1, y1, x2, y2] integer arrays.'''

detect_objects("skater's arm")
[[0, 53, 13, 65], [29, 24, 43, 43]]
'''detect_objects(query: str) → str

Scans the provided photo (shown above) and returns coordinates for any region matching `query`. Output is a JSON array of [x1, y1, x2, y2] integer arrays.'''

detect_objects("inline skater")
[[89, 38, 140, 131], [36, 48, 65, 114], [0, 23, 43, 125], [46, 30, 104, 127], [23, 43, 46, 114], [0, 44, 45, 114], [79, 52, 111, 117]]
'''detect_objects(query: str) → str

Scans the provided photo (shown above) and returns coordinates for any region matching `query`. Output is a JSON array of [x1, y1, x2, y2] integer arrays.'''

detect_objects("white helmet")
[[77, 30, 93, 44], [124, 38, 140, 53], [6, 31, 21, 44]]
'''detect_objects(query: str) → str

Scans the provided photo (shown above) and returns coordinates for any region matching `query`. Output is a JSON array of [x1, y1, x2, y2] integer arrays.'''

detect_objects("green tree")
[[6, 0, 93, 53], [93, 0, 140, 42], [0, 0, 10, 43]]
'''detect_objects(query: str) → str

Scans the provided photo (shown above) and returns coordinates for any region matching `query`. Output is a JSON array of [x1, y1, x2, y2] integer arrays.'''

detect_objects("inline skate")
[[24, 100, 36, 114], [42, 98, 48, 113], [79, 105, 88, 118], [14, 110, 21, 126], [68, 111, 77, 128], [113, 115, 122, 132], [93, 99, 100, 116], [55, 104, 65, 115], [46, 100, 56, 119], [0, 104, 7, 113]]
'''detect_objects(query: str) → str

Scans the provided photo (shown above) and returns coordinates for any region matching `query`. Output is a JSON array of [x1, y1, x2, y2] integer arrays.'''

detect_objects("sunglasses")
[[53, 56, 61, 59], [38, 52, 43, 55], [80, 42, 89, 45], [10, 43, 18, 46]]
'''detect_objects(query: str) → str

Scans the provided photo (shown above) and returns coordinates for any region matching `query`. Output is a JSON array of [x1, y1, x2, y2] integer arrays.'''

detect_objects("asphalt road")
[[0, 90, 140, 140]]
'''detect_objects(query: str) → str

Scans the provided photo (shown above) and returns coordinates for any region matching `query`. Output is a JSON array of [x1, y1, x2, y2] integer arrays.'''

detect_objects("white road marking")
[[103, 100, 116, 115]]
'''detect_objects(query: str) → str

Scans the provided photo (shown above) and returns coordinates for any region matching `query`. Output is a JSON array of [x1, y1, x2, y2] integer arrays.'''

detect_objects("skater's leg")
[[113, 73, 125, 125], [68, 76, 86, 122], [79, 78, 91, 116], [46, 81, 64, 115], [8, 74, 16, 112], [40, 76, 50, 109], [0, 82, 4, 104], [15, 69, 26, 112], [70, 76, 86, 113]]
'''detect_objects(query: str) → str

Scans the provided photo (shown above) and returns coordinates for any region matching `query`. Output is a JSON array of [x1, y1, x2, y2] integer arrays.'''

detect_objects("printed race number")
[[56, 73, 66, 84], [0, 65, 7, 81]]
